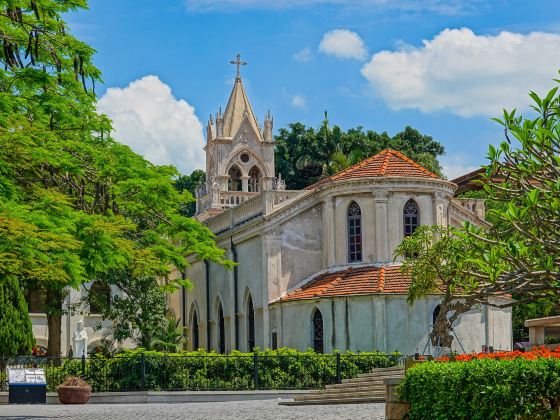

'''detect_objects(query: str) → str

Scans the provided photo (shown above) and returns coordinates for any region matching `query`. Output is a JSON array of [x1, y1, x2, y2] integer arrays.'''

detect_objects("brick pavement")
[[0, 400, 385, 419]]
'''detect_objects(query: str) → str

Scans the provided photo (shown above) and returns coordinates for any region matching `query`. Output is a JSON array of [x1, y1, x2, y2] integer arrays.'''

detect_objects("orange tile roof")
[[305, 148, 439, 190], [279, 265, 415, 302]]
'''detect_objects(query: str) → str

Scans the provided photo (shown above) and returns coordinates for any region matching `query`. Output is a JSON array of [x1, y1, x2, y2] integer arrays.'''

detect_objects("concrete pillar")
[[373, 191, 389, 263], [262, 232, 282, 349], [433, 191, 449, 227], [322, 197, 336, 267], [529, 326, 545, 345], [226, 249, 237, 350], [241, 176, 249, 192]]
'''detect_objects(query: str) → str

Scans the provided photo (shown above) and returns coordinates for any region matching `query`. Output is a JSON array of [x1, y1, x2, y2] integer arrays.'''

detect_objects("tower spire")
[[230, 53, 247, 79]]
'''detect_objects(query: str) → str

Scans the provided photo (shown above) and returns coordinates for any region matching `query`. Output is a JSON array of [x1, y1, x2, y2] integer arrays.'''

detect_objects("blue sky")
[[68, 1, 560, 178]]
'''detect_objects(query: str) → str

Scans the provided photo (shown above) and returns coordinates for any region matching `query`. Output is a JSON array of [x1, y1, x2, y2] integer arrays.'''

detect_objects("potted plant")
[[57, 376, 91, 404]]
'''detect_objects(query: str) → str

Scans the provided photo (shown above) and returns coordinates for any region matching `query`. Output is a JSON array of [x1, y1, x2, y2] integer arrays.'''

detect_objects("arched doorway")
[[312, 309, 324, 353], [228, 165, 242, 192], [247, 294, 255, 351]]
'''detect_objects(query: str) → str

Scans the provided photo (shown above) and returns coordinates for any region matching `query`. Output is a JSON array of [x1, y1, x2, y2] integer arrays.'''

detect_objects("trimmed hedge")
[[400, 357, 560, 419], [5, 348, 400, 392]]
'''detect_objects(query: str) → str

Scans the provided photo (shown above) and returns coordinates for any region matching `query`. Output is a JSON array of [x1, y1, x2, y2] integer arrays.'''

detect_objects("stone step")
[[300, 390, 386, 400], [280, 396, 386, 406], [342, 375, 399, 385], [323, 383, 386, 392], [370, 366, 405, 372], [361, 370, 404, 378]]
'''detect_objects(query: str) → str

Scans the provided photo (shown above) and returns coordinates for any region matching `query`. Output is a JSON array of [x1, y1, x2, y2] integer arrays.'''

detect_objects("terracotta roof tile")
[[279, 265, 416, 302], [305, 149, 439, 190]]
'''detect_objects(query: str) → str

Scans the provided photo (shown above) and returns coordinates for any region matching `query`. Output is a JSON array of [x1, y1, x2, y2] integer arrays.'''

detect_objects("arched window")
[[89, 282, 111, 314], [248, 166, 261, 193], [228, 165, 242, 192], [347, 201, 362, 263], [247, 294, 255, 351], [404, 199, 420, 237], [217, 302, 225, 354], [432, 304, 441, 326], [191, 307, 200, 350], [312, 309, 324, 353]]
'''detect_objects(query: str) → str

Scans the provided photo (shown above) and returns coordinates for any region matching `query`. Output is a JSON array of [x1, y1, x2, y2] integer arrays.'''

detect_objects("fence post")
[[336, 353, 341, 384], [140, 353, 146, 391], [81, 354, 86, 380], [253, 352, 259, 390]]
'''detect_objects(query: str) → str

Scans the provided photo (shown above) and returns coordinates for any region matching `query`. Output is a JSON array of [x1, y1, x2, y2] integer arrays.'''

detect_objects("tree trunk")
[[46, 288, 63, 358]]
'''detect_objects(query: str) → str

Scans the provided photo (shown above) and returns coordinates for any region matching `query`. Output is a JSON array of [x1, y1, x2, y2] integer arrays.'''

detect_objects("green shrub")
[[36, 348, 399, 392], [400, 358, 560, 419]]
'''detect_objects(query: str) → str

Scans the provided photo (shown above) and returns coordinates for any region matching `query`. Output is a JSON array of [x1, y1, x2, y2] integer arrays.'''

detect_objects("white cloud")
[[184, 0, 480, 15], [98, 76, 205, 174], [319, 29, 368, 60], [291, 95, 307, 108], [440, 153, 479, 180], [361, 28, 560, 117], [294, 48, 313, 62]]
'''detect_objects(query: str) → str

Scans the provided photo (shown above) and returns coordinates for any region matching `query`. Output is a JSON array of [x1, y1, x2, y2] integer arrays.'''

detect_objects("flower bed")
[[400, 347, 560, 419]]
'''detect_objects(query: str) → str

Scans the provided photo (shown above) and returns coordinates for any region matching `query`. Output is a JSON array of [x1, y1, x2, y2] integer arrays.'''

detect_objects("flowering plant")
[[437, 345, 560, 362]]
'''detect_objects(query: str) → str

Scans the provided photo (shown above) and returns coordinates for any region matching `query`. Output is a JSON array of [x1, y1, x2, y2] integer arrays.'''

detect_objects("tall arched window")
[[217, 302, 225, 354], [347, 201, 362, 263], [216, 302, 226, 354], [191, 307, 200, 350], [404, 199, 420, 237], [248, 166, 261, 193], [247, 295, 255, 351], [228, 165, 242, 192], [312, 309, 324, 353]]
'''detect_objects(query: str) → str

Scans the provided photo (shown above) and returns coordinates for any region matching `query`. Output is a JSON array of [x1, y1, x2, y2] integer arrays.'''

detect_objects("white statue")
[[73, 319, 88, 358]]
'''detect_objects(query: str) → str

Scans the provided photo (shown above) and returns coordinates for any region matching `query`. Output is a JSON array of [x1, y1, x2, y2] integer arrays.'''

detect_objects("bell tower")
[[196, 54, 276, 218]]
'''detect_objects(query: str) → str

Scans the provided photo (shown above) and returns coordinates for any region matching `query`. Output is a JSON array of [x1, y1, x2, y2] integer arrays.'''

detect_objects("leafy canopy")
[[396, 78, 560, 346]]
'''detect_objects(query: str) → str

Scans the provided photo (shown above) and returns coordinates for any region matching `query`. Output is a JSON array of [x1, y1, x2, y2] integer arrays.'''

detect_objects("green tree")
[[0, 276, 34, 357], [395, 79, 560, 346], [175, 169, 206, 217], [275, 114, 445, 189], [0, 1, 230, 357]]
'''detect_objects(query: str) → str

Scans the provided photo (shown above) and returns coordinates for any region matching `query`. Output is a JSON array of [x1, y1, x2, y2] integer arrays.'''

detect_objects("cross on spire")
[[230, 53, 247, 79]]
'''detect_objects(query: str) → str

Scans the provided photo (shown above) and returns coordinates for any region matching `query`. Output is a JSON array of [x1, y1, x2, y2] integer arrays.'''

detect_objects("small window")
[[89, 282, 110, 314], [432, 305, 441, 326], [404, 199, 420, 237], [240, 153, 250, 163], [312, 309, 324, 353], [347, 201, 362, 262]]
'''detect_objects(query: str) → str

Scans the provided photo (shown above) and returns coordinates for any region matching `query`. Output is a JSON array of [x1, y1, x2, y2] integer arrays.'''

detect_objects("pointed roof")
[[222, 76, 262, 140], [305, 148, 439, 190], [278, 265, 414, 302]]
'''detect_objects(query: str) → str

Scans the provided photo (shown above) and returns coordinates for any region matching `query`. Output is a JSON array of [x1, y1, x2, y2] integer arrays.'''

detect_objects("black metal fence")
[[0, 352, 404, 393]]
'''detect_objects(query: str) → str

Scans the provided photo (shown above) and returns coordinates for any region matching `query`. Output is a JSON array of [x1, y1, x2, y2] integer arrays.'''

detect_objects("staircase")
[[279, 365, 405, 405]]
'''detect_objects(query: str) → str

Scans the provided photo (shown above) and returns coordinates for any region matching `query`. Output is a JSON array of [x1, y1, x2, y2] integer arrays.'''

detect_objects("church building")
[[178, 58, 513, 356]]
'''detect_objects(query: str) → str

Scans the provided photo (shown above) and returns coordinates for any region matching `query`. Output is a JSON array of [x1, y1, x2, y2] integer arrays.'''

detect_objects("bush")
[[400, 356, 560, 419], [41, 348, 400, 392]]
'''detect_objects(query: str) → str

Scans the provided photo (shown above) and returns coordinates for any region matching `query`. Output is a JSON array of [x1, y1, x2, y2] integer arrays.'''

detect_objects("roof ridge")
[[380, 149, 392, 176]]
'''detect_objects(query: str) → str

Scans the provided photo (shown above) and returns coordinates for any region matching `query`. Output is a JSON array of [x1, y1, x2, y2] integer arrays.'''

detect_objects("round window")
[[240, 153, 250, 163]]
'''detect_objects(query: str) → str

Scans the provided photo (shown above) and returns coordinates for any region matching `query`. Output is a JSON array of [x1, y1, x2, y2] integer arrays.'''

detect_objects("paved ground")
[[0, 400, 385, 419]]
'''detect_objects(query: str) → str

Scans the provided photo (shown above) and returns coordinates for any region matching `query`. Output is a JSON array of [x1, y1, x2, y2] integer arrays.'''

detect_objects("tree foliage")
[[0, 276, 34, 357], [175, 169, 205, 217], [396, 80, 560, 347], [275, 114, 445, 190], [0, 1, 230, 356]]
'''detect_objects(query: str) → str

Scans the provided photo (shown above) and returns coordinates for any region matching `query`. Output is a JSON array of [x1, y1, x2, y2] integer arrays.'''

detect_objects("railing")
[[453, 198, 485, 220], [205, 190, 307, 233], [0, 352, 405, 393]]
